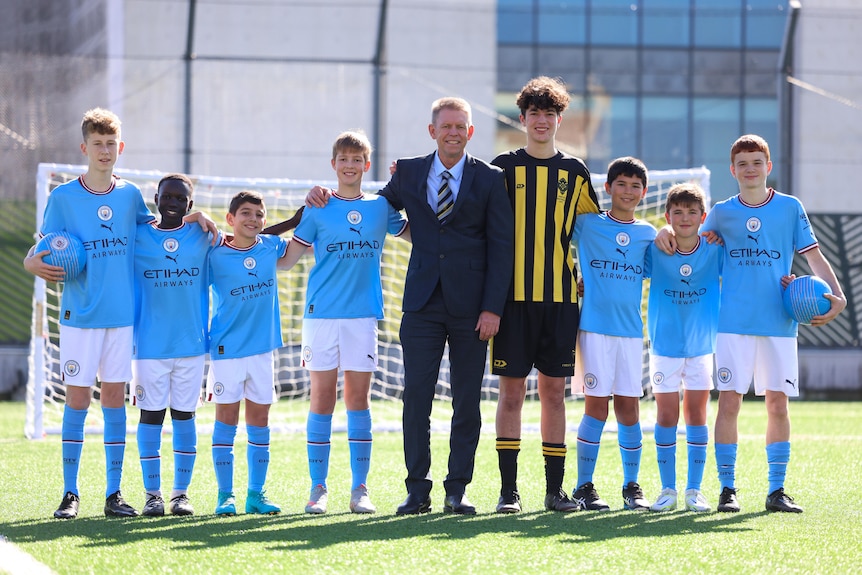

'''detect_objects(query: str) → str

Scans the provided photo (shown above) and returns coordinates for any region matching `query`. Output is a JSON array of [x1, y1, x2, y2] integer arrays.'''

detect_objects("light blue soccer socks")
[[246, 425, 271, 492], [766, 441, 791, 494], [654, 424, 677, 490], [577, 415, 605, 488], [61, 406, 87, 496], [102, 406, 127, 497], [685, 425, 709, 491], [137, 422, 162, 495], [347, 409, 372, 490], [172, 416, 197, 496], [212, 420, 237, 494], [306, 412, 332, 489], [715, 442, 738, 490], [618, 422, 643, 487]]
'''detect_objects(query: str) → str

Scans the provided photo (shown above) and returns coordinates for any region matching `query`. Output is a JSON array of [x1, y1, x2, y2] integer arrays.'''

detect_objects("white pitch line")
[[0, 536, 57, 575]]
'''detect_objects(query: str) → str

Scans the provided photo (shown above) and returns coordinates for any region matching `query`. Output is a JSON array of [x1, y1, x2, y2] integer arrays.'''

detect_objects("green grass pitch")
[[0, 399, 860, 574]]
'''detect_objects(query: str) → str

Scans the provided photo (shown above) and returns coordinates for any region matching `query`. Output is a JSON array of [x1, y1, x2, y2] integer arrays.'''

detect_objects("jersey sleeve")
[[292, 205, 317, 246], [794, 199, 818, 253], [387, 202, 408, 235]]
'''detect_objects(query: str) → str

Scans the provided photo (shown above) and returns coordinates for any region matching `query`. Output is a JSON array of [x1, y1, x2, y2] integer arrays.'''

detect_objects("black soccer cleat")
[[105, 491, 139, 517], [544, 489, 580, 512], [496, 489, 522, 514], [717, 486, 741, 513], [170, 494, 195, 516], [141, 494, 165, 517], [572, 482, 610, 511], [765, 488, 803, 513], [54, 491, 80, 519], [622, 481, 650, 511]]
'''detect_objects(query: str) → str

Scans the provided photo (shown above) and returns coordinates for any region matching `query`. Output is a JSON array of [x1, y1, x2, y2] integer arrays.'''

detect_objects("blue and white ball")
[[36, 231, 87, 281], [782, 275, 832, 325]]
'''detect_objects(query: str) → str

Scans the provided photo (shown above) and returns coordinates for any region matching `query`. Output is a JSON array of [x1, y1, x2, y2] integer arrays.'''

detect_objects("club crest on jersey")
[[717, 367, 732, 384], [584, 373, 598, 389], [556, 177, 568, 198], [213, 382, 225, 396], [347, 210, 362, 225], [98, 205, 113, 221], [679, 263, 692, 278], [243, 256, 257, 270], [615, 232, 631, 247], [135, 385, 146, 401], [302, 346, 313, 363], [163, 238, 179, 253], [746, 217, 762, 233], [64, 360, 80, 377]]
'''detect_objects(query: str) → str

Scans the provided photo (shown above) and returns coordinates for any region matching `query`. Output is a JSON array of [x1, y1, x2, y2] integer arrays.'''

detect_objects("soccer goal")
[[26, 162, 710, 438]]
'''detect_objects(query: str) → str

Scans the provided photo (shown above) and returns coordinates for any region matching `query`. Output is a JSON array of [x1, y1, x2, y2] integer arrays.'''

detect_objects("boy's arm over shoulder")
[[802, 246, 847, 326]]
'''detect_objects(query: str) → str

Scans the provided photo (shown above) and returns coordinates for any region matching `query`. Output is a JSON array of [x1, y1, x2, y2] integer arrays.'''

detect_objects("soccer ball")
[[36, 231, 87, 281], [782, 275, 832, 325]]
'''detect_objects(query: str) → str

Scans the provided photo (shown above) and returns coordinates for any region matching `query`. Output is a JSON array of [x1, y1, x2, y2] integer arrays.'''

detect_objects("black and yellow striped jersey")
[[492, 148, 599, 303]]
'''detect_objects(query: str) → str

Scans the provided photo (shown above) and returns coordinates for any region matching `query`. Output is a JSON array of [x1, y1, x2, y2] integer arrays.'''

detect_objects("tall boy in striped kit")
[[491, 76, 600, 513]]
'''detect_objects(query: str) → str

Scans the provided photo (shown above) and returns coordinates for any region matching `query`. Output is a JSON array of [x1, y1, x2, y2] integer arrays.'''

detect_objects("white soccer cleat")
[[685, 489, 712, 513], [650, 488, 678, 512], [349, 484, 377, 514], [305, 484, 328, 514]]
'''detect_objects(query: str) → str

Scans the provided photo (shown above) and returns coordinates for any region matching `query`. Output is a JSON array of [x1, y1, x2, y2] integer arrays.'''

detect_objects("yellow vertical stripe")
[[514, 166, 527, 301], [552, 169, 568, 302], [532, 166, 548, 301], [564, 174, 583, 302]]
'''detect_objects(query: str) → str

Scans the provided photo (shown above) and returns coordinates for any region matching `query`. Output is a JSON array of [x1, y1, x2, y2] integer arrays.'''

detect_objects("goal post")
[[25, 162, 710, 438]]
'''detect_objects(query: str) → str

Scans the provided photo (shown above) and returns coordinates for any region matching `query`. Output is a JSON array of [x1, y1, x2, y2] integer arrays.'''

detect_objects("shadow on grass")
[[0, 508, 760, 551]]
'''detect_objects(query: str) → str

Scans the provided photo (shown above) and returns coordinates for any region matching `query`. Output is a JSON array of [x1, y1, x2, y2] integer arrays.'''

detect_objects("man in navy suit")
[[306, 97, 513, 514], [380, 98, 513, 515]]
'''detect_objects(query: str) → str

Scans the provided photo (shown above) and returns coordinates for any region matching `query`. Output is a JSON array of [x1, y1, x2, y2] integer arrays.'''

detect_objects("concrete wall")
[[115, 0, 498, 183], [791, 0, 862, 214]]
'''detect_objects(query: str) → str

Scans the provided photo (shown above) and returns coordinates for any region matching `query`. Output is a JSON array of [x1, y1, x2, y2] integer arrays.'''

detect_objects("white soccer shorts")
[[59, 325, 133, 387], [301, 317, 378, 372], [206, 351, 277, 405], [649, 353, 715, 394], [132, 355, 206, 412], [715, 333, 799, 397], [574, 331, 644, 398]]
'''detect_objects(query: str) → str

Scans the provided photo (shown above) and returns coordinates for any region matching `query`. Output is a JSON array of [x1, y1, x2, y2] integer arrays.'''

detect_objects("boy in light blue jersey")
[[645, 183, 722, 513], [206, 190, 289, 516], [24, 109, 215, 519], [274, 131, 408, 514], [659, 135, 846, 514], [571, 157, 657, 512], [132, 173, 217, 517]]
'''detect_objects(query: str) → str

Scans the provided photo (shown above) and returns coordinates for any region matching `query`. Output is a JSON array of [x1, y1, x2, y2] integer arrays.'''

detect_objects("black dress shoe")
[[396, 493, 432, 515], [444, 493, 476, 515]]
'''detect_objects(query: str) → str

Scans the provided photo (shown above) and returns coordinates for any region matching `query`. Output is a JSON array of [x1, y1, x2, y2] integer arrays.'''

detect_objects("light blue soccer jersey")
[[134, 222, 216, 359], [646, 238, 723, 357], [573, 212, 657, 337], [41, 176, 154, 328], [208, 234, 289, 360], [292, 192, 407, 319], [702, 189, 817, 337]]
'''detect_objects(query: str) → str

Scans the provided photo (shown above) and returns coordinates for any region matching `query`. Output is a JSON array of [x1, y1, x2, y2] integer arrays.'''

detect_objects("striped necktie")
[[436, 170, 453, 221]]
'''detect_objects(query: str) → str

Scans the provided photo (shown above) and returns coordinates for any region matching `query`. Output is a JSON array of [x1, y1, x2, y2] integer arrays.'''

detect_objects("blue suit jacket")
[[379, 152, 514, 318]]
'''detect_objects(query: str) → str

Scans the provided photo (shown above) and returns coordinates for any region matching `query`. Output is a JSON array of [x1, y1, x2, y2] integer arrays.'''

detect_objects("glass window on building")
[[642, 0, 691, 47], [591, 0, 639, 46]]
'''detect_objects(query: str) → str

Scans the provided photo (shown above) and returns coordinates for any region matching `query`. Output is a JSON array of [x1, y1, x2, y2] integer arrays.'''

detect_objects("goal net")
[[26, 163, 710, 438]]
